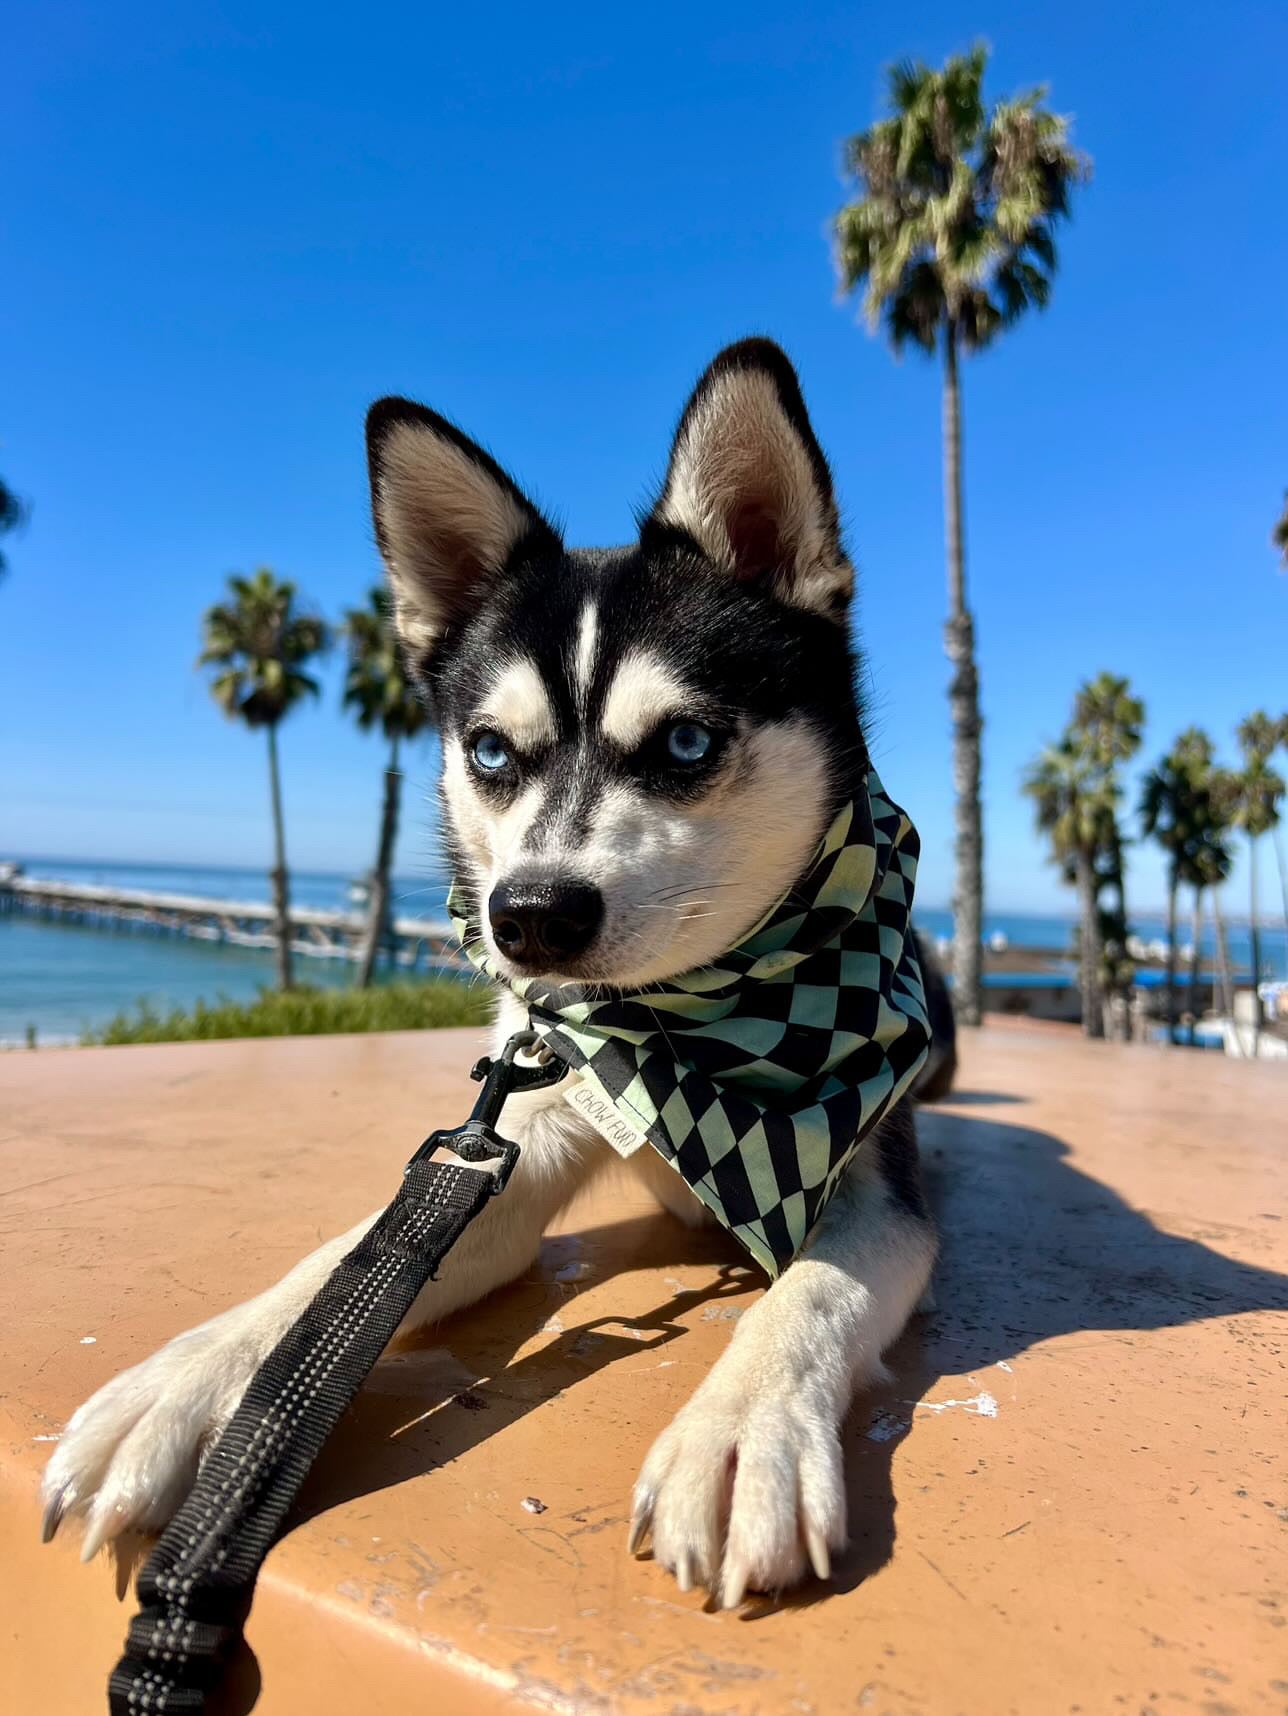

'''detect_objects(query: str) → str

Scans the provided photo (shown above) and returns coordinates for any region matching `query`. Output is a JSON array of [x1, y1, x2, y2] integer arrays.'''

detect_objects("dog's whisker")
[[632, 900, 716, 912]]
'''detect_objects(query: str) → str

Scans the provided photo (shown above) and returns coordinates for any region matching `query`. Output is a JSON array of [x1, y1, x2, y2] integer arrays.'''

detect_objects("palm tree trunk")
[[942, 319, 984, 1028], [357, 734, 402, 990], [266, 723, 293, 990], [1074, 849, 1103, 1039], [1212, 889, 1237, 1056], [1113, 861, 1131, 1041], [1248, 833, 1263, 1054], [1164, 864, 1178, 1045], [1186, 887, 1204, 1047]]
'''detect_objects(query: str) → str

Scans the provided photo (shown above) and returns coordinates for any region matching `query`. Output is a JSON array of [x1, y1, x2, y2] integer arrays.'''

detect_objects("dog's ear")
[[366, 399, 560, 658], [645, 339, 851, 619]]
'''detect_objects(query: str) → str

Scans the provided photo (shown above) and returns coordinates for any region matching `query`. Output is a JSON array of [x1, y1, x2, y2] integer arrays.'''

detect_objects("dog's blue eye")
[[472, 732, 510, 772], [665, 722, 713, 765]]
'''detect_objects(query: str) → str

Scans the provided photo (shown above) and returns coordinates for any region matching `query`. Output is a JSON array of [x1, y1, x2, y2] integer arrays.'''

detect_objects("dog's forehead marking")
[[600, 649, 692, 749], [573, 602, 599, 705], [478, 656, 556, 747]]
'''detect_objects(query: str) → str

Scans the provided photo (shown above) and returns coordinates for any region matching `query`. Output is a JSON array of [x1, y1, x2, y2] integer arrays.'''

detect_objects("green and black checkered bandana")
[[448, 771, 931, 1278]]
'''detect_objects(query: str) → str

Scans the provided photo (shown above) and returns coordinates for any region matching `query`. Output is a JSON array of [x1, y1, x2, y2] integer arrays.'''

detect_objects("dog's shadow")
[[190, 1213, 753, 1714], [288, 1214, 754, 1527], [200, 1100, 1287, 1701], [293, 1101, 1288, 1599], [797, 1099, 1288, 1609]]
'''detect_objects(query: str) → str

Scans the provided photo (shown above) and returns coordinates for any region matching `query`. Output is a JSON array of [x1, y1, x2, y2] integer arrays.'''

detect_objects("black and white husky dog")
[[43, 340, 954, 1607]]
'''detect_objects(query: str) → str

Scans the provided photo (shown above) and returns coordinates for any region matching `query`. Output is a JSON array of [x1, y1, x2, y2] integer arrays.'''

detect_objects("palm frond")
[[1138, 727, 1241, 885], [834, 44, 1089, 359], [341, 583, 430, 743], [198, 567, 330, 729], [1226, 716, 1286, 839], [885, 261, 944, 352]]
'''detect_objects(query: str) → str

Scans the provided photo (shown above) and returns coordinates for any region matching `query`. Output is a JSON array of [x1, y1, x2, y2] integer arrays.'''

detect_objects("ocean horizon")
[[3, 855, 1285, 1045]]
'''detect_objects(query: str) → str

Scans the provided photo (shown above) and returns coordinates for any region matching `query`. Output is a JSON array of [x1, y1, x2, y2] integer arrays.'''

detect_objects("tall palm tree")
[[1023, 674, 1142, 1041], [834, 44, 1090, 1026], [1139, 729, 1223, 1045], [199, 569, 329, 990], [1226, 713, 1286, 1052], [1022, 676, 1145, 1036], [1179, 811, 1233, 1047], [1024, 737, 1107, 1037], [1073, 672, 1144, 1028], [341, 587, 430, 988], [1210, 885, 1237, 1043], [1092, 816, 1136, 1038]]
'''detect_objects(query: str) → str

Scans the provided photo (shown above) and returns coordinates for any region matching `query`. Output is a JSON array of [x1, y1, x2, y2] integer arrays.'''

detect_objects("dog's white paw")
[[629, 1371, 847, 1607], [41, 1321, 259, 1561]]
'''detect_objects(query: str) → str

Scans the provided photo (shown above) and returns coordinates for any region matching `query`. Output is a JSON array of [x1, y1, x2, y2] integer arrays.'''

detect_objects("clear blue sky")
[[4, 0, 1285, 915]]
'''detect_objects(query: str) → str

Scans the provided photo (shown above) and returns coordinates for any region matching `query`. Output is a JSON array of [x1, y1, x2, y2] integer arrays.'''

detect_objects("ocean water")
[[1, 859, 443, 1044], [2, 856, 1284, 1044], [12, 857, 442, 915]]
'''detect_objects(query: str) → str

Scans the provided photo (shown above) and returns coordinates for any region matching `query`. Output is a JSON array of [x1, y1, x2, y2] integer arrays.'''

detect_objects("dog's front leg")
[[42, 1087, 603, 1559], [631, 1120, 936, 1606]]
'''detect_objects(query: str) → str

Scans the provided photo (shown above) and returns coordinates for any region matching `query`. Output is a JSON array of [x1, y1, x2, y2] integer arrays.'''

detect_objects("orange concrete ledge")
[[2, 1025, 1285, 1714]]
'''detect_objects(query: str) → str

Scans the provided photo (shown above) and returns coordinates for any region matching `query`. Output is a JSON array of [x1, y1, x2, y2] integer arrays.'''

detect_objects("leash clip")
[[406, 1029, 566, 1195], [407, 1123, 522, 1195]]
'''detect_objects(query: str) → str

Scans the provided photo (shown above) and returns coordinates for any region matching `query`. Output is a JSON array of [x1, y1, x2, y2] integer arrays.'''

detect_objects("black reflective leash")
[[107, 1029, 564, 1716]]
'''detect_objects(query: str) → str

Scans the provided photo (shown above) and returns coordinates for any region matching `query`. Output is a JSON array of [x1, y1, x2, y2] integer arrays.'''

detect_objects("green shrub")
[[82, 979, 493, 1045]]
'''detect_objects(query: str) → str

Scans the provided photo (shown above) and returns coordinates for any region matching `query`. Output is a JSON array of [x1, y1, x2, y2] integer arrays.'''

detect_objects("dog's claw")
[[720, 1560, 748, 1610], [627, 1490, 653, 1555], [41, 1485, 70, 1544], [79, 1501, 124, 1563], [675, 1549, 694, 1593], [805, 1522, 831, 1582]]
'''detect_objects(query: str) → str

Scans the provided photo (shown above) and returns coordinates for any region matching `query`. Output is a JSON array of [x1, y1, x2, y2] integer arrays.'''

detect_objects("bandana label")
[[563, 1076, 650, 1158], [449, 769, 930, 1280]]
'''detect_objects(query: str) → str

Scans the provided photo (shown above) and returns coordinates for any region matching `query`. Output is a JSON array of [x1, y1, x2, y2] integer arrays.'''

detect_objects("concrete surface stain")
[[914, 1391, 999, 1418], [918, 1550, 969, 1601], [518, 1526, 582, 1568], [566, 1513, 630, 1539]]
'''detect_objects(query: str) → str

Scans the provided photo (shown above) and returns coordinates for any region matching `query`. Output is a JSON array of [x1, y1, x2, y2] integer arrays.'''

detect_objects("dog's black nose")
[[488, 879, 604, 969]]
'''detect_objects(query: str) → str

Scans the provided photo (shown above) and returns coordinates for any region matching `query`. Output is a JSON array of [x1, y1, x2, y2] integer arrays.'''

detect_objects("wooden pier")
[[0, 872, 463, 971]]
